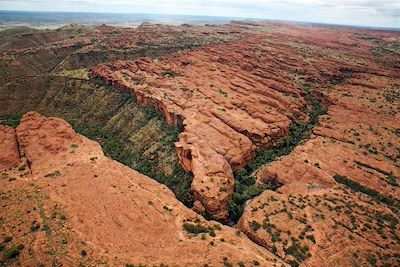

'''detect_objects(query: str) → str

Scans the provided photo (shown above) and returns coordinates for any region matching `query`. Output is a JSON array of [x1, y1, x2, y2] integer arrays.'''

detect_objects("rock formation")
[[235, 22, 400, 267], [1, 21, 399, 266], [1, 112, 286, 266], [92, 31, 308, 220], [0, 126, 20, 170]]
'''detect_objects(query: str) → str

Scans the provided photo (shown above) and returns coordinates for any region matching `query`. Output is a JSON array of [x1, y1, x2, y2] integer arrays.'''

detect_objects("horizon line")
[[0, 9, 399, 31]]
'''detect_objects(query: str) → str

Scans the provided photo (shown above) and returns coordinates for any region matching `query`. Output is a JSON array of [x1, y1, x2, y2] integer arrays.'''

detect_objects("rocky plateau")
[[0, 21, 399, 266]]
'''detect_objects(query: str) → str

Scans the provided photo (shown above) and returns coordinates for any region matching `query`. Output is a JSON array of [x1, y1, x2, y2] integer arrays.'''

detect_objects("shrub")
[[30, 223, 40, 232], [219, 89, 228, 97], [183, 223, 208, 235], [18, 166, 26, 171], [209, 229, 216, 237], [306, 234, 316, 243], [223, 257, 233, 267], [3, 245, 23, 259], [333, 175, 397, 211], [44, 171, 61, 177], [228, 92, 327, 223], [249, 221, 261, 232], [0, 114, 23, 128], [213, 224, 222, 230]]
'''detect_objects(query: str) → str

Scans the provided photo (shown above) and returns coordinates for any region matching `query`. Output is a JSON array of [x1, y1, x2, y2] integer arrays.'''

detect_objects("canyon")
[[1, 21, 399, 266]]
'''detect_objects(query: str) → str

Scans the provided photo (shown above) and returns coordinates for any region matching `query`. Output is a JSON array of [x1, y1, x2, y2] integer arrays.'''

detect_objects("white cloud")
[[0, 0, 399, 27]]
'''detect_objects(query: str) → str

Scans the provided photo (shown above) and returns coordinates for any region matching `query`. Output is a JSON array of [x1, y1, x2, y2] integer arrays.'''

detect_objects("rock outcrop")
[[1, 21, 399, 266], [92, 31, 307, 220], [238, 188, 399, 267], [0, 125, 20, 170], [236, 21, 400, 267], [0, 112, 286, 266]]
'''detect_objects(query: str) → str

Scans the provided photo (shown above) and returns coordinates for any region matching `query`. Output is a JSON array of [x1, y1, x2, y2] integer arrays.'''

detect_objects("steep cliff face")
[[0, 23, 248, 211], [0, 74, 194, 205], [92, 31, 308, 220], [1, 21, 399, 266], [0, 112, 286, 266], [0, 126, 20, 170], [235, 23, 400, 267]]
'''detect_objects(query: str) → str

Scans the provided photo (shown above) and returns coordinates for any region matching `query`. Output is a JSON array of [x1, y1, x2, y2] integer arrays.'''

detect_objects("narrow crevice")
[[228, 86, 328, 224], [0, 79, 195, 208], [0, 114, 33, 174], [13, 127, 33, 174]]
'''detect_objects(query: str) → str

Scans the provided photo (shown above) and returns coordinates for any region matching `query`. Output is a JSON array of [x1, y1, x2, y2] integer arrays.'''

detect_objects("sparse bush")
[[18, 166, 26, 171], [3, 245, 23, 259], [183, 223, 208, 235], [333, 175, 397, 212], [45, 171, 61, 177], [249, 220, 261, 232], [219, 89, 228, 97], [209, 229, 216, 237]]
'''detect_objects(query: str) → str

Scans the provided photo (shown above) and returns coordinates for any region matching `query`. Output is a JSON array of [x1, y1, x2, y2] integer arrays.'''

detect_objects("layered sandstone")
[[93, 31, 308, 220], [1, 21, 399, 266], [0, 112, 286, 266], [238, 188, 399, 267], [236, 22, 400, 267], [254, 25, 400, 199], [0, 126, 20, 170]]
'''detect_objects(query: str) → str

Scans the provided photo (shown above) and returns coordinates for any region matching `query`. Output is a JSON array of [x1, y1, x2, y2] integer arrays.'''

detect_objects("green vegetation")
[[0, 113, 23, 128], [162, 70, 178, 78], [71, 144, 78, 149], [228, 175, 281, 223], [209, 229, 216, 237], [70, 143, 78, 153], [333, 175, 398, 213], [0, 79, 194, 208], [384, 85, 400, 103], [228, 87, 327, 223], [248, 95, 326, 172], [74, 119, 194, 207], [183, 223, 208, 235], [249, 220, 261, 232], [223, 257, 233, 267], [18, 166, 26, 171], [3, 245, 24, 260], [355, 161, 398, 187], [30, 223, 40, 232], [44, 171, 61, 178], [284, 241, 310, 266], [3, 237, 12, 243], [201, 233, 206, 240], [218, 88, 228, 97]]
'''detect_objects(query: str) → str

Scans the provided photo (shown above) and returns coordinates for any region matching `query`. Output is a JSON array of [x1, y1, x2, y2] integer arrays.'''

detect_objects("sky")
[[0, 0, 399, 28]]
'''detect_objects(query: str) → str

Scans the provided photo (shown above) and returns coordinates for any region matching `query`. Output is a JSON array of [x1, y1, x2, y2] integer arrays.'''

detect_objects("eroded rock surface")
[[0, 125, 19, 170], [93, 30, 308, 220], [0, 112, 286, 266], [238, 189, 399, 267], [235, 22, 400, 267], [1, 21, 399, 266]]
